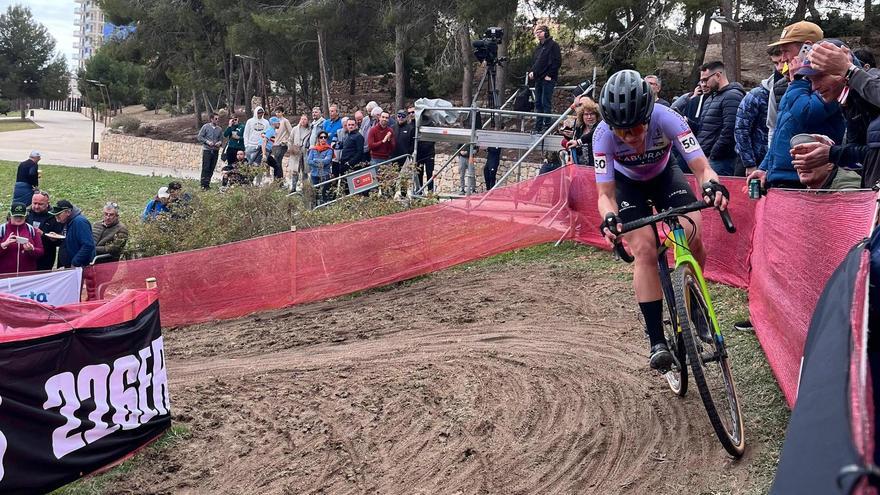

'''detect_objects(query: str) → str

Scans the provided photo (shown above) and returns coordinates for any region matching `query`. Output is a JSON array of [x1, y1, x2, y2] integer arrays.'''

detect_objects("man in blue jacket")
[[50, 200, 96, 268], [748, 51, 846, 189], [695, 61, 745, 176]]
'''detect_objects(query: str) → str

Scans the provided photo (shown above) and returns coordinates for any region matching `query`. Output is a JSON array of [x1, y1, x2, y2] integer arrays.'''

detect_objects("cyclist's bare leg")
[[682, 211, 706, 267], [627, 224, 674, 369], [626, 226, 662, 302]]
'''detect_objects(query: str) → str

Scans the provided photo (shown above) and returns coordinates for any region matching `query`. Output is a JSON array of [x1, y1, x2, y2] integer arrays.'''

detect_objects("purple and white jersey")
[[591, 104, 705, 183]]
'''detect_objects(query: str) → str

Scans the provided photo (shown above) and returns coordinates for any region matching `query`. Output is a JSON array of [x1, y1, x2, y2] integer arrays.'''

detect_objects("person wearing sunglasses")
[[593, 69, 729, 371], [308, 132, 334, 203]]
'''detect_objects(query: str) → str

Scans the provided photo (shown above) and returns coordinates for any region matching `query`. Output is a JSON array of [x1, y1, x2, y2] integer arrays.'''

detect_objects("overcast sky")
[[1, 0, 76, 69]]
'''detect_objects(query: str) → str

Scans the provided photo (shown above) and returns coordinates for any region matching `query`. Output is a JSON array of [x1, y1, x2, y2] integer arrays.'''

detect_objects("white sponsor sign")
[[0, 268, 83, 305]]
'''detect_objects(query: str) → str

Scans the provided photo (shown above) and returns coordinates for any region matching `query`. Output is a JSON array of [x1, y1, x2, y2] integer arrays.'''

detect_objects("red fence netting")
[[86, 166, 574, 327], [748, 190, 877, 405], [6, 165, 876, 407]]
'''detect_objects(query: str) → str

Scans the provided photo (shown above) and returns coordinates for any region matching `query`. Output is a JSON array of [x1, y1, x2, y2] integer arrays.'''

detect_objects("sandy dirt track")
[[101, 256, 759, 494]]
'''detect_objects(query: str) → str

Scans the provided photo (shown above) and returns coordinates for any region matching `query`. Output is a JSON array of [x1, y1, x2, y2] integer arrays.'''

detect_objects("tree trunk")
[[348, 55, 357, 95], [807, 0, 821, 19], [316, 26, 331, 115], [864, 0, 874, 43], [394, 23, 406, 111], [690, 10, 714, 85], [192, 90, 203, 128], [225, 52, 234, 113], [792, 0, 807, 22], [235, 68, 244, 115], [496, 12, 514, 106], [245, 60, 254, 116], [720, 0, 738, 81], [19, 99, 26, 121], [457, 23, 473, 106]]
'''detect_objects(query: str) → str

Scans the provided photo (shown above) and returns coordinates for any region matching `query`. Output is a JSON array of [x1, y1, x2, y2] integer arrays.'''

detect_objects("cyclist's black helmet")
[[598, 70, 654, 129]]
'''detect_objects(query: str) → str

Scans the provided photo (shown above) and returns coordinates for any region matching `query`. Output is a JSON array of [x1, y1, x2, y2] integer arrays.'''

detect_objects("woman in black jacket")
[[568, 97, 601, 166]]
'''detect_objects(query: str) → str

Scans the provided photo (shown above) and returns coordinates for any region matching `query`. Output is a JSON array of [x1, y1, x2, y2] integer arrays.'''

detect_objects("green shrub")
[[126, 184, 431, 258], [0, 99, 11, 115], [110, 115, 141, 134]]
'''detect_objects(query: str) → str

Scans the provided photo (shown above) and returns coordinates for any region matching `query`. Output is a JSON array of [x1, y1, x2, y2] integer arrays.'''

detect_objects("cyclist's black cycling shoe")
[[650, 343, 674, 371]]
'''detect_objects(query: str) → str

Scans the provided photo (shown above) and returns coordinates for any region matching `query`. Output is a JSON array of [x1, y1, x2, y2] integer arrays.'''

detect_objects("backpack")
[[514, 85, 534, 113]]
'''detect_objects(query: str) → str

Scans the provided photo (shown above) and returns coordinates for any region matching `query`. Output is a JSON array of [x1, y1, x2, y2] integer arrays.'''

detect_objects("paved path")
[[0, 110, 199, 179]]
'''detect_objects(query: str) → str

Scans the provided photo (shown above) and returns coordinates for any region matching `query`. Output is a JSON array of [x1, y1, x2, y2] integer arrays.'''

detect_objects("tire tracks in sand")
[[108, 262, 755, 494]]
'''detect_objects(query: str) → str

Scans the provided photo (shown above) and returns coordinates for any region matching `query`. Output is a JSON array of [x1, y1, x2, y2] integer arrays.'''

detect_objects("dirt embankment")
[[101, 260, 759, 494]]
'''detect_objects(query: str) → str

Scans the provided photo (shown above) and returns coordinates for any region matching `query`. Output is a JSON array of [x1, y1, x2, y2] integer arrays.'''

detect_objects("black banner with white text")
[[0, 301, 170, 494]]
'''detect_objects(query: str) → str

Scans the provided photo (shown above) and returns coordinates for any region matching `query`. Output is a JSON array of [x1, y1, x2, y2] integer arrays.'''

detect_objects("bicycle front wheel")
[[673, 264, 745, 457]]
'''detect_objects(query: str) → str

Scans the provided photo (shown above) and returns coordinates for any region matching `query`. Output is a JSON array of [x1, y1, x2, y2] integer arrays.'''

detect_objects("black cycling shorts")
[[614, 165, 697, 224]]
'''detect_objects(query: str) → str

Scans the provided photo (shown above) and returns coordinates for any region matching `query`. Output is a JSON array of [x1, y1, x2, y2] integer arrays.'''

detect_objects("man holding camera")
[[529, 25, 561, 133], [0, 203, 44, 275]]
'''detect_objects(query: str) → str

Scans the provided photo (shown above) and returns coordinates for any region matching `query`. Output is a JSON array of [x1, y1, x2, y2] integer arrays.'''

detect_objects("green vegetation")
[[0, 160, 189, 222], [0, 118, 40, 132], [50, 424, 191, 495], [0, 6, 69, 119]]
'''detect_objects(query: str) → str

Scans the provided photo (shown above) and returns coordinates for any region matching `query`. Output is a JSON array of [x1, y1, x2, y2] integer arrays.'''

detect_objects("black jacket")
[[26, 210, 63, 271], [394, 121, 415, 158], [696, 82, 746, 160], [339, 131, 365, 166], [531, 37, 562, 81], [830, 68, 880, 170]]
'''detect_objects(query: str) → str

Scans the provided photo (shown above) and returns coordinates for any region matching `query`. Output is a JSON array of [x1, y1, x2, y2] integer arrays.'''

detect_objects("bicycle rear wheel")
[[673, 263, 745, 457]]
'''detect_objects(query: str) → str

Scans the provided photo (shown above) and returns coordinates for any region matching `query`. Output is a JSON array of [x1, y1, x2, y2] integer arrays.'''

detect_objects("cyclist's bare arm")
[[597, 180, 621, 243]]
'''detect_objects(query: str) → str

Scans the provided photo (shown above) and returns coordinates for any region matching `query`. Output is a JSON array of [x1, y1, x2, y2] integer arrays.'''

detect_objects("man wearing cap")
[[262, 117, 283, 182], [50, 200, 95, 269], [747, 35, 845, 190], [789, 39, 880, 185], [142, 187, 171, 222], [765, 21, 824, 144], [26, 191, 64, 270], [0, 203, 44, 274], [12, 151, 40, 206], [197, 113, 223, 190], [393, 109, 415, 168]]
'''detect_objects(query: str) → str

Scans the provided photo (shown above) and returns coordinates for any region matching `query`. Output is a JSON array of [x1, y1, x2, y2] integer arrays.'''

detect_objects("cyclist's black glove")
[[600, 212, 622, 236], [702, 180, 729, 204]]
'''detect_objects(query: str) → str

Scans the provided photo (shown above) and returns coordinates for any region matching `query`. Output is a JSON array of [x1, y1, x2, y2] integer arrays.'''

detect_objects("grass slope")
[[0, 119, 40, 132], [0, 160, 198, 223]]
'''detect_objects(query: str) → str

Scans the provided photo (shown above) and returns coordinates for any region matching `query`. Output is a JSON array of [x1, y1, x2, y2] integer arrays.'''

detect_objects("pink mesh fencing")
[[748, 190, 877, 405], [70, 166, 878, 407], [87, 167, 573, 327]]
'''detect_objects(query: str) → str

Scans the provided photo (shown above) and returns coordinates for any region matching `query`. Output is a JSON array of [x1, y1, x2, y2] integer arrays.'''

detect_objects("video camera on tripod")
[[472, 27, 505, 65]]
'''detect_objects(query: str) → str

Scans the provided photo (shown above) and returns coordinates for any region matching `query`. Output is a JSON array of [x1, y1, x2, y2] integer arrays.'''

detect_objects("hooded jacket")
[[696, 82, 746, 161], [827, 68, 880, 170], [59, 207, 96, 268], [0, 221, 44, 274], [766, 72, 789, 144], [734, 77, 771, 170], [243, 106, 269, 148], [759, 78, 846, 185]]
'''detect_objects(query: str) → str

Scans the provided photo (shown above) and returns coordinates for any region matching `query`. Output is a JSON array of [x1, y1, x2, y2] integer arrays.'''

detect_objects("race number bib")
[[676, 130, 701, 153], [594, 153, 608, 174]]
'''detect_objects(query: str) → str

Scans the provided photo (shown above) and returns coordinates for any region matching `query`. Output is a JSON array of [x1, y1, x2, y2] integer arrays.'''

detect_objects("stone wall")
[[99, 130, 202, 171]]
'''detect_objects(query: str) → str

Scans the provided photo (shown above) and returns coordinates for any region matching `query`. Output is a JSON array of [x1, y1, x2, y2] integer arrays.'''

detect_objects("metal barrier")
[[309, 154, 412, 210]]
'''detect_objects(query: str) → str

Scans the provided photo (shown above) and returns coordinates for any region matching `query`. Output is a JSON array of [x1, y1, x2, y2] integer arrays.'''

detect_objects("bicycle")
[[611, 198, 745, 457]]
